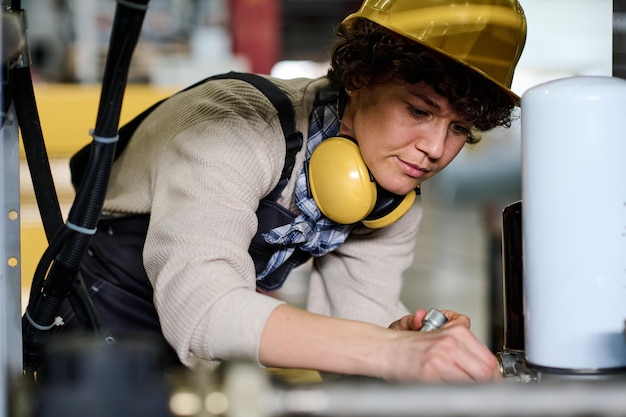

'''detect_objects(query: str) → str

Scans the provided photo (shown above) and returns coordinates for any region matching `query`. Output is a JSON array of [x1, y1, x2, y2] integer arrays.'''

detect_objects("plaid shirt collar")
[[258, 95, 355, 279]]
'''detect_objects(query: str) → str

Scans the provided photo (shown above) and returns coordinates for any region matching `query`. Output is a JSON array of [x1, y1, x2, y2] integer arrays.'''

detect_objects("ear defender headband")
[[308, 136, 417, 228]]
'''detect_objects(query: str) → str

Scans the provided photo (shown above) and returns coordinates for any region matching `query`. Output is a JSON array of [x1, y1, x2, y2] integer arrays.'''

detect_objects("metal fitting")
[[419, 308, 448, 332]]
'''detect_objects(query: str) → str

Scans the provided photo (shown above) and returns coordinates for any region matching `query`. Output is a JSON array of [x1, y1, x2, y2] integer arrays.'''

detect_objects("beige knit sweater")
[[102, 75, 423, 368]]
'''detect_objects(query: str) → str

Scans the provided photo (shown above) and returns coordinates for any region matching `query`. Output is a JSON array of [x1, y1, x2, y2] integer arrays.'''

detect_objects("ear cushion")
[[362, 187, 416, 229], [308, 137, 377, 224], [308, 136, 415, 227]]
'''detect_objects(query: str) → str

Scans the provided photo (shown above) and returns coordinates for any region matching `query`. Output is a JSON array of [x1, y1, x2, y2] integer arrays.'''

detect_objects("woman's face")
[[340, 80, 472, 196]]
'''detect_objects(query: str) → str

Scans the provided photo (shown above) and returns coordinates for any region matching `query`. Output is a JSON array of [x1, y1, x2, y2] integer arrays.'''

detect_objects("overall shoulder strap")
[[211, 72, 303, 200], [69, 72, 303, 195]]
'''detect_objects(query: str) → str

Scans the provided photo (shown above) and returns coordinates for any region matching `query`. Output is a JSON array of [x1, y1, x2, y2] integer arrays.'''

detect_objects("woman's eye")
[[451, 123, 471, 137], [409, 106, 428, 119]]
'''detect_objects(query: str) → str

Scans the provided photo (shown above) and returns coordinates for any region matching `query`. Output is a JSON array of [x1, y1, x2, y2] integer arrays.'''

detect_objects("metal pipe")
[[266, 380, 626, 417], [216, 362, 626, 417]]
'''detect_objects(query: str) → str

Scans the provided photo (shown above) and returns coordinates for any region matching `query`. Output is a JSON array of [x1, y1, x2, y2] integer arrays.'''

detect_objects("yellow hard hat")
[[343, 0, 527, 103]]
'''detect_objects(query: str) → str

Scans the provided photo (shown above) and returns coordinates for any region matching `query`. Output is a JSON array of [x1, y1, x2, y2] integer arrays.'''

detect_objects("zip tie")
[[66, 221, 97, 236], [89, 128, 119, 144], [116, 0, 149, 11], [0, 111, 14, 124], [24, 311, 65, 331]]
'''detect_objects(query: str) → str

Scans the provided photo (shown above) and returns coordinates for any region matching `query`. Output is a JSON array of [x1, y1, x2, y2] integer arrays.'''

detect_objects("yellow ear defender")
[[308, 136, 417, 228]]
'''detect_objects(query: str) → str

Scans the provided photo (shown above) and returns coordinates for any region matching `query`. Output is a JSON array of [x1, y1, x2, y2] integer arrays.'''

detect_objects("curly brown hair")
[[326, 18, 517, 144]]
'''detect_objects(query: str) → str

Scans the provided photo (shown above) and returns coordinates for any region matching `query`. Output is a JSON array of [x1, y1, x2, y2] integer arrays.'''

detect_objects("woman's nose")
[[415, 120, 447, 160]]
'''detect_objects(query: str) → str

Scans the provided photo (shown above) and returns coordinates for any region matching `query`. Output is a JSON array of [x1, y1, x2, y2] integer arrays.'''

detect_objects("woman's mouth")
[[397, 157, 430, 179]]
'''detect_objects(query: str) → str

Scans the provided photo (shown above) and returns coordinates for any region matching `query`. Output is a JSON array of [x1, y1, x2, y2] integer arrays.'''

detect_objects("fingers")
[[389, 309, 470, 332], [426, 327, 500, 382], [388, 314, 413, 330], [386, 309, 498, 382], [388, 309, 427, 331], [440, 309, 471, 329], [385, 325, 500, 383], [416, 343, 476, 383], [412, 309, 428, 330]]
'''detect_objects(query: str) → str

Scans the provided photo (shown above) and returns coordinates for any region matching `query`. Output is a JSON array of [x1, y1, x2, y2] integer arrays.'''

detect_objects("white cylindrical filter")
[[522, 76, 626, 371]]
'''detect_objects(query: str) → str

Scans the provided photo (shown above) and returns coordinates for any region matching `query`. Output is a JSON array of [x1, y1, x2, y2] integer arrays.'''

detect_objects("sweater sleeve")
[[306, 198, 423, 328], [133, 86, 294, 367]]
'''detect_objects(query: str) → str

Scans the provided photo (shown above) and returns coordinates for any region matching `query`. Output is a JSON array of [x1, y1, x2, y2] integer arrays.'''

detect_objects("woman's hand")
[[388, 308, 471, 331], [383, 309, 500, 383]]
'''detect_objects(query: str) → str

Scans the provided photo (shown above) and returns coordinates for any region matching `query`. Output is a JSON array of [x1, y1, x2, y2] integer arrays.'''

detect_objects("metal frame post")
[[0, 101, 23, 417]]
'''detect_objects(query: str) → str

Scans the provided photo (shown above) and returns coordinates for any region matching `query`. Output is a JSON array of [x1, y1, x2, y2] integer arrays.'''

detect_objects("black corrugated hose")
[[21, 0, 151, 376]]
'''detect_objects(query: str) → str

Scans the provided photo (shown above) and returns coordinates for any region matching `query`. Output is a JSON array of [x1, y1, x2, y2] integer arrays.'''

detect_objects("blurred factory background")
[[18, 0, 613, 353]]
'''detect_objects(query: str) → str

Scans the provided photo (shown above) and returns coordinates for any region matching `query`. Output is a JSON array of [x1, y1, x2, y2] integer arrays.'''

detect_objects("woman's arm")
[[260, 304, 501, 382]]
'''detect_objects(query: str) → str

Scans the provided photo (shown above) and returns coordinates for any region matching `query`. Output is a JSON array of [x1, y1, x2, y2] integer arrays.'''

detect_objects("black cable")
[[26, 226, 72, 309], [22, 0, 151, 373], [12, 65, 65, 241], [9, 0, 21, 12]]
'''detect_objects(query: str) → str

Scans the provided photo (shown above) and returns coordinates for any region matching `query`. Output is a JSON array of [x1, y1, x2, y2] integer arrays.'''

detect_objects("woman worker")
[[62, 0, 527, 383]]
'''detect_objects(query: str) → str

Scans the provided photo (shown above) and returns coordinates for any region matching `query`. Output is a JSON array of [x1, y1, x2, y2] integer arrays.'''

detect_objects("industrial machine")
[[498, 76, 626, 384]]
